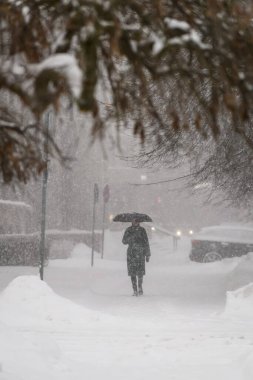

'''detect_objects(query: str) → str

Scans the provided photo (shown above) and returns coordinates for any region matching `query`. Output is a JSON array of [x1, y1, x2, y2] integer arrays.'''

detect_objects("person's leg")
[[138, 275, 143, 295], [131, 275, 138, 295]]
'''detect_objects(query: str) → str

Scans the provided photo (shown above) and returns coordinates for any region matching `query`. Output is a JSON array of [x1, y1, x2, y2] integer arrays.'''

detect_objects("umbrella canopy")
[[113, 212, 152, 223]]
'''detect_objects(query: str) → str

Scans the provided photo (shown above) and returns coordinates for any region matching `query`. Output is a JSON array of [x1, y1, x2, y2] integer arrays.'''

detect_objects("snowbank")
[[224, 282, 253, 319], [0, 274, 147, 380], [226, 252, 253, 291], [0, 274, 143, 330], [70, 242, 92, 258], [222, 283, 253, 378], [243, 351, 253, 380], [0, 275, 110, 329], [49, 242, 99, 267], [0, 320, 68, 380]]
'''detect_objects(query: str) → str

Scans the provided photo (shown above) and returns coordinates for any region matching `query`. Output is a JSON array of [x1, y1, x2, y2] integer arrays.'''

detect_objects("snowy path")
[[36, 326, 250, 380], [0, 232, 253, 379]]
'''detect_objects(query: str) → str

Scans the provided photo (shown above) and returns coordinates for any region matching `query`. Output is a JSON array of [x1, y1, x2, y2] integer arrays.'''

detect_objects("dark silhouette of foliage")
[[1, 0, 253, 182]]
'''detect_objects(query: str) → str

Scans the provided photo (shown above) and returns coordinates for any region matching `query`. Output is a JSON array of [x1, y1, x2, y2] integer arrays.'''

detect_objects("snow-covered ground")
[[0, 231, 253, 380]]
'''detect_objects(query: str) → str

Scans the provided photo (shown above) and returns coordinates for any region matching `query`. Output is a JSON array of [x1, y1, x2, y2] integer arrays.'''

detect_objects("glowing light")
[[151, 226, 156, 231], [176, 230, 182, 237], [189, 230, 194, 235]]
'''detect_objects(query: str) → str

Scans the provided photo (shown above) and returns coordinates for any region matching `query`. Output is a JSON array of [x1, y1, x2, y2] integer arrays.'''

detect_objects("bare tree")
[[188, 124, 253, 206]]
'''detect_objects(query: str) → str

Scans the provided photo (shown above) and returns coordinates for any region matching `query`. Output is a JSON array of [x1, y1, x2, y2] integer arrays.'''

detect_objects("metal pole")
[[91, 184, 99, 266], [91, 196, 96, 267], [39, 111, 50, 280], [173, 236, 178, 251], [101, 201, 106, 259]]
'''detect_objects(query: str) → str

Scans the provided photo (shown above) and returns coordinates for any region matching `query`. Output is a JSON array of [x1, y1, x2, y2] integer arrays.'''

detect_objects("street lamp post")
[[91, 183, 99, 267], [101, 184, 110, 259], [39, 111, 51, 280]]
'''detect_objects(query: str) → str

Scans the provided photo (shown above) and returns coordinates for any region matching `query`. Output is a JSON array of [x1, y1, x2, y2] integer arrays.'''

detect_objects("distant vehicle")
[[0, 200, 48, 266], [189, 225, 253, 263], [174, 228, 195, 238], [164, 224, 199, 238]]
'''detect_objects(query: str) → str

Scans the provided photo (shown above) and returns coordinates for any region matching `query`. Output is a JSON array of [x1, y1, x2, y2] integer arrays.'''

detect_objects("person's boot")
[[132, 283, 138, 296], [131, 276, 138, 296], [138, 286, 143, 296], [138, 276, 143, 295]]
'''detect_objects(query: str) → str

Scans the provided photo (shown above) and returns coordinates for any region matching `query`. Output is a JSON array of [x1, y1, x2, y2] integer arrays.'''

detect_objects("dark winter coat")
[[122, 225, 151, 276]]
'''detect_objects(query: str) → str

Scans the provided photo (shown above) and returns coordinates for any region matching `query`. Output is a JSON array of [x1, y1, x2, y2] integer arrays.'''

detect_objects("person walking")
[[122, 219, 151, 296]]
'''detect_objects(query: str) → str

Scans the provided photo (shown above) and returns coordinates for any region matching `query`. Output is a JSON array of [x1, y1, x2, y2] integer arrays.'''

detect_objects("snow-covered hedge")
[[0, 234, 47, 266]]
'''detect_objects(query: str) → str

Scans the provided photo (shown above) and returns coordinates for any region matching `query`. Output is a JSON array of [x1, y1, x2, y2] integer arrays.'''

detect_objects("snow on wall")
[[0, 199, 31, 208]]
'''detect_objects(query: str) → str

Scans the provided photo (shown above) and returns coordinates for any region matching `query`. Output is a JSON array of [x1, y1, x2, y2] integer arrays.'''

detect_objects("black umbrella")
[[113, 212, 153, 223]]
